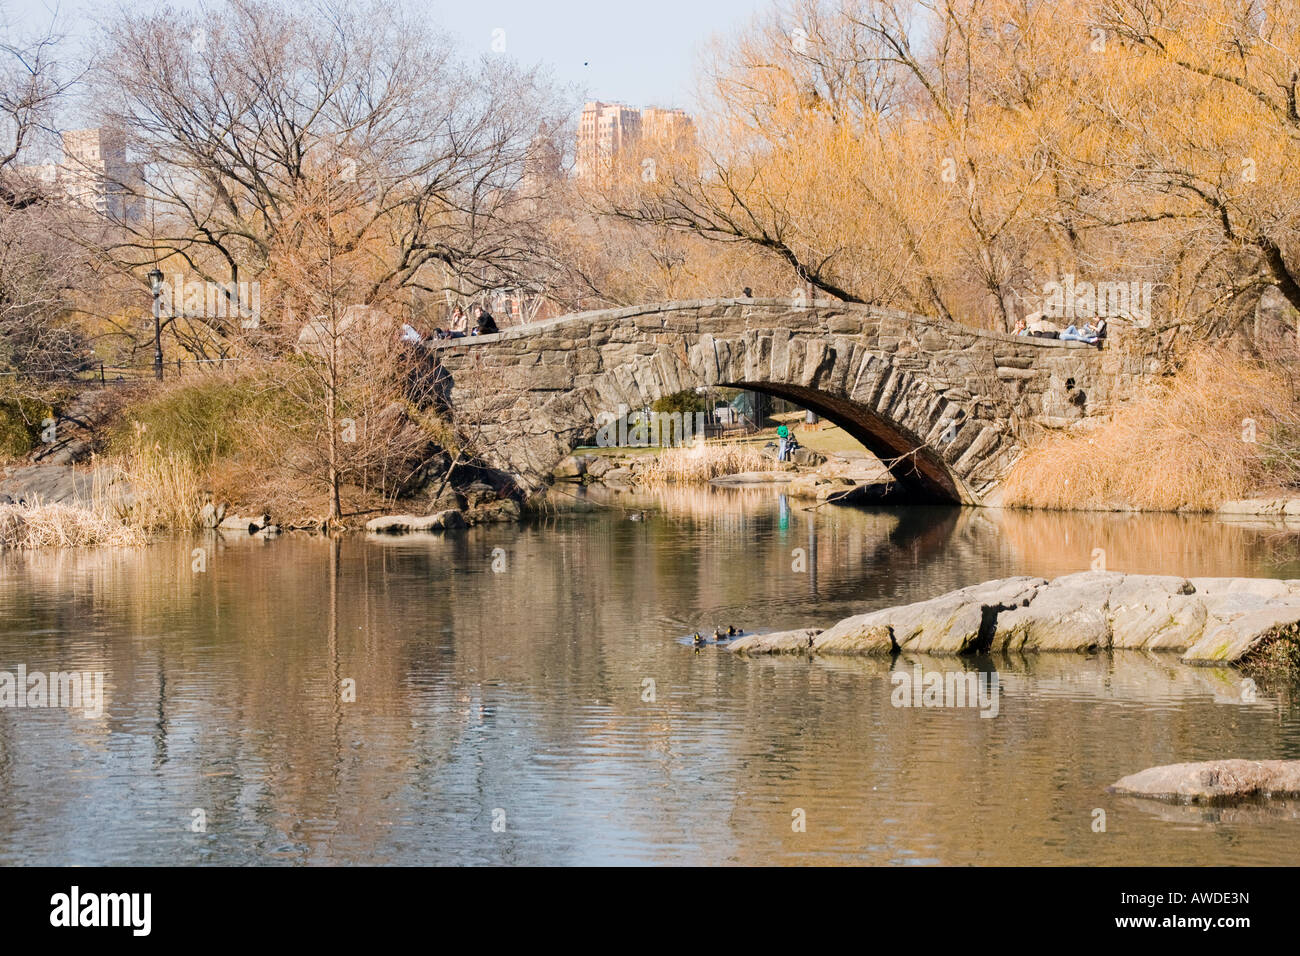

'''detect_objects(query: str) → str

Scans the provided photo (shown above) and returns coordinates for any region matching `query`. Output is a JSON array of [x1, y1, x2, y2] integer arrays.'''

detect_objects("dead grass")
[[0, 501, 146, 549], [112, 438, 204, 531], [1002, 348, 1300, 511], [637, 440, 780, 486]]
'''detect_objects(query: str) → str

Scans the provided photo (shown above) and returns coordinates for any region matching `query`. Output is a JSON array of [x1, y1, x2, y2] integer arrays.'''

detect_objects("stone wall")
[[432, 299, 1153, 504]]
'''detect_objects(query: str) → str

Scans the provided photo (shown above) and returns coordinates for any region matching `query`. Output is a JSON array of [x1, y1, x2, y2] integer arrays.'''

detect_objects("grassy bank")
[[1002, 349, 1300, 512]]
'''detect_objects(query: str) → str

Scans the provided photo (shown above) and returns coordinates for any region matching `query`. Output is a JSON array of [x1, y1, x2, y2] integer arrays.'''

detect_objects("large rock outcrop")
[[730, 571, 1300, 664]]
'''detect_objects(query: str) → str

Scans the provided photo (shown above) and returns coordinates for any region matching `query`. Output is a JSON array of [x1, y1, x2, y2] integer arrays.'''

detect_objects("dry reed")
[[112, 438, 205, 531], [636, 441, 779, 486], [0, 501, 146, 549], [1002, 349, 1300, 511]]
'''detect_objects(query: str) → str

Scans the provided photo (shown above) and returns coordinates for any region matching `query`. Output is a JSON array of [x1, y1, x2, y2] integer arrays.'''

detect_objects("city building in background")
[[641, 107, 694, 149], [576, 101, 694, 183], [16, 128, 144, 221]]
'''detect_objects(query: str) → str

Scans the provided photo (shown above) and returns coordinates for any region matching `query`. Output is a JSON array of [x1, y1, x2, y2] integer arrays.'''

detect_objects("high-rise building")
[[576, 101, 645, 182], [58, 128, 143, 221], [641, 107, 695, 150], [15, 128, 144, 221], [575, 102, 696, 183], [521, 129, 563, 199]]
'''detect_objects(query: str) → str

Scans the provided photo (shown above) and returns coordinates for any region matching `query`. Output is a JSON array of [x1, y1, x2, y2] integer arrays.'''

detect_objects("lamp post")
[[148, 267, 164, 381]]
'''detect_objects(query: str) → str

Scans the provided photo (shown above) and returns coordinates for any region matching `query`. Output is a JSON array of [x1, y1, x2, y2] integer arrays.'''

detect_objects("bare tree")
[[89, 0, 567, 358], [0, 9, 91, 399]]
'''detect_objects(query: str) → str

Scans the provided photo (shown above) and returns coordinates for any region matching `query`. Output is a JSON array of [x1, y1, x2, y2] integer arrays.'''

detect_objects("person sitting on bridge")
[[1088, 317, 1108, 347], [471, 305, 499, 336], [447, 306, 468, 338]]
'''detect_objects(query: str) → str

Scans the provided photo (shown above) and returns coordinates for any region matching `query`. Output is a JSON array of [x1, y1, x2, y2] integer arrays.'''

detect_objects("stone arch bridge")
[[431, 299, 1147, 505]]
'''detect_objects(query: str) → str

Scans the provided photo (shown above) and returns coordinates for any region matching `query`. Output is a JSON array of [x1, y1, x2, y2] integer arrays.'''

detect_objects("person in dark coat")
[[472, 306, 499, 336]]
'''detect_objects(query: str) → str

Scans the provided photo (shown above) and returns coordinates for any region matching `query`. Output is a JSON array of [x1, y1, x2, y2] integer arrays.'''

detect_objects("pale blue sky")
[[5, 0, 773, 114]]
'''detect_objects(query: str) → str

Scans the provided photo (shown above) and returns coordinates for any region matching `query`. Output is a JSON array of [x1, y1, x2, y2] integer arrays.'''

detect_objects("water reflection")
[[1, 486, 1299, 864]]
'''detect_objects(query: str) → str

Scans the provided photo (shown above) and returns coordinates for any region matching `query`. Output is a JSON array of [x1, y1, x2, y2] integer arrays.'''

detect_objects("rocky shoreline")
[[728, 571, 1300, 667]]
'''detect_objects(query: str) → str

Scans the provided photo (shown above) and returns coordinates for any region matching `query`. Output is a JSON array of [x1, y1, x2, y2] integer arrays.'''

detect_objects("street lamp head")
[[147, 267, 164, 295]]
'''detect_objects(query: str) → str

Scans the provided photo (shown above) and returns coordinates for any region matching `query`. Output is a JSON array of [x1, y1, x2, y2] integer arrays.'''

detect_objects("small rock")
[[465, 499, 521, 525], [1108, 760, 1300, 803], [427, 484, 465, 513], [790, 446, 826, 467], [552, 455, 586, 481], [784, 474, 834, 499], [199, 501, 227, 528], [462, 482, 498, 508], [433, 509, 467, 529], [218, 513, 270, 534]]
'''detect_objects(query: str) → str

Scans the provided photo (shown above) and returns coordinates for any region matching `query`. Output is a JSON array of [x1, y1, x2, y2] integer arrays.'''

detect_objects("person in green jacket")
[[777, 424, 792, 462]]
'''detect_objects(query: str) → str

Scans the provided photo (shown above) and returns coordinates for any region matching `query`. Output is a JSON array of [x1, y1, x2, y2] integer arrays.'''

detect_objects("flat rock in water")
[[732, 571, 1300, 661], [1189, 577, 1298, 599], [1108, 760, 1300, 803], [727, 628, 822, 654], [813, 617, 895, 654], [709, 471, 791, 485], [366, 510, 465, 534], [886, 576, 1046, 653]]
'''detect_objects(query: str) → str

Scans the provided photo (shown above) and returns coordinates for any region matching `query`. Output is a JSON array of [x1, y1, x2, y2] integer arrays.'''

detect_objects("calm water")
[[2, 486, 1300, 865]]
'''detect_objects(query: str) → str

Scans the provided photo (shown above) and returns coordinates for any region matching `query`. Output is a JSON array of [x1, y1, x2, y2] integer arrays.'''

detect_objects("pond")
[[2, 486, 1299, 864]]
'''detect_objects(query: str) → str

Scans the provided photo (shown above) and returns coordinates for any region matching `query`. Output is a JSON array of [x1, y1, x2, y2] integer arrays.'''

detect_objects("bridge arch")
[[432, 299, 1120, 505]]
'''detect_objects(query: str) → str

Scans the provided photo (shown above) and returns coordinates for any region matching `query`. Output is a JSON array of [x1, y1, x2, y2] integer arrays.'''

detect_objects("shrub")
[[0, 501, 146, 549], [0, 397, 50, 460], [651, 389, 707, 416]]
